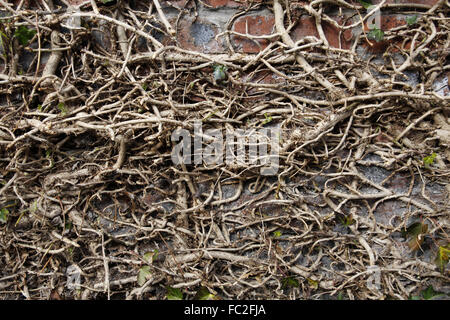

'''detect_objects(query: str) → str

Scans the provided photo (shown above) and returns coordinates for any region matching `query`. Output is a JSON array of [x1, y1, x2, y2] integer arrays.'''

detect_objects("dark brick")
[[232, 14, 275, 53], [291, 16, 353, 50], [176, 17, 224, 53]]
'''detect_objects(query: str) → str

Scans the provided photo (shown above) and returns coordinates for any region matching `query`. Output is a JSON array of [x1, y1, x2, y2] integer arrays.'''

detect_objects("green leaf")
[[406, 15, 418, 26], [273, 230, 282, 238], [64, 221, 72, 231], [143, 249, 159, 263], [434, 244, 450, 273], [401, 222, 428, 239], [262, 113, 273, 125], [339, 214, 355, 226], [213, 65, 227, 81], [137, 266, 151, 286], [401, 222, 428, 251], [14, 25, 36, 46], [281, 277, 299, 288], [307, 278, 319, 289], [421, 285, 443, 300], [423, 153, 437, 168], [166, 286, 183, 300], [358, 0, 373, 9], [0, 208, 8, 223], [367, 27, 384, 42], [194, 287, 217, 300], [57, 102, 67, 116], [29, 200, 38, 213]]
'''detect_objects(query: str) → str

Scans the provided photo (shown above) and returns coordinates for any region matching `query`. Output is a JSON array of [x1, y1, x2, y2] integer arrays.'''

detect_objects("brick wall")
[[7, 0, 450, 91]]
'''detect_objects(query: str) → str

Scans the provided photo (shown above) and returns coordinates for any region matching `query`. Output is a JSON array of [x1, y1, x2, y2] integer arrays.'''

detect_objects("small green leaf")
[[166, 286, 183, 300], [273, 230, 282, 238], [57, 102, 67, 116], [339, 214, 355, 226], [421, 285, 443, 300], [401, 222, 428, 251], [434, 244, 450, 273], [0, 208, 8, 223], [367, 27, 384, 42], [194, 287, 217, 300], [358, 0, 373, 9], [29, 200, 38, 214], [143, 249, 159, 263], [423, 153, 437, 168], [307, 278, 319, 289], [14, 25, 36, 46], [262, 113, 273, 125], [406, 15, 418, 26], [281, 277, 299, 288], [401, 222, 428, 239], [137, 266, 151, 286], [213, 65, 227, 81]]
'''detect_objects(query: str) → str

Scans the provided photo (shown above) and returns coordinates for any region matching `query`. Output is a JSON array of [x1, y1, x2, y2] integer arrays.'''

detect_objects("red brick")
[[291, 16, 353, 50], [362, 15, 407, 53], [202, 0, 262, 8], [232, 15, 275, 53]]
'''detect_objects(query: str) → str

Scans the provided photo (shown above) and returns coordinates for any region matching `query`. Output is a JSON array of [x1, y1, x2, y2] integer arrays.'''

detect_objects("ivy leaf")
[[213, 65, 227, 82], [57, 102, 67, 116], [367, 27, 384, 42], [307, 278, 319, 290], [281, 277, 299, 288], [194, 287, 217, 300], [358, 0, 373, 9], [14, 25, 36, 46], [137, 266, 151, 286], [166, 286, 183, 300], [338, 214, 355, 226], [143, 249, 159, 263], [401, 222, 428, 239], [406, 15, 418, 26], [434, 244, 450, 273], [0, 208, 8, 223], [402, 222, 428, 251], [421, 285, 444, 300], [262, 113, 273, 125], [423, 153, 437, 168]]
